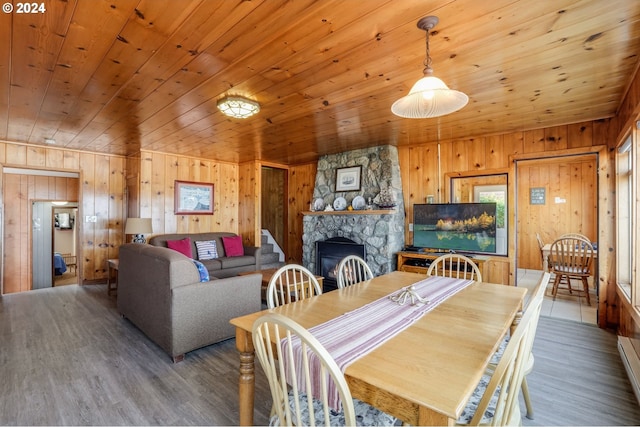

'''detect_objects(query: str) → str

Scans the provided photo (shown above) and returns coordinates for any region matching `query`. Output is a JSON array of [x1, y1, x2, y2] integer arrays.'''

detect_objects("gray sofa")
[[117, 243, 262, 362], [148, 232, 261, 278]]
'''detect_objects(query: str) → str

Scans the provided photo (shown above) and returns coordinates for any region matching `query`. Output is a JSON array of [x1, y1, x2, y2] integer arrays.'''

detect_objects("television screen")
[[413, 203, 497, 254]]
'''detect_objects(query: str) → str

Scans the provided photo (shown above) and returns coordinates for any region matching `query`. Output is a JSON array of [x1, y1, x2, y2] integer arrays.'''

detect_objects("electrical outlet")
[[85, 215, 97, 223], [409, 223, 413, 231]]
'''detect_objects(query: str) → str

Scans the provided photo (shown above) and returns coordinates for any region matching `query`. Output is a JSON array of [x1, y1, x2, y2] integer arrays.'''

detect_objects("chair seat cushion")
[[457, 374, 499, 425], [270, 391, 397, 426]]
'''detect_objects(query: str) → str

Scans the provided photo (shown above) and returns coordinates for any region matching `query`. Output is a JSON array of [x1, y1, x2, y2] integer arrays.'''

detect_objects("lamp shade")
[[391, 75, 468, 118], [124, 218, 153, 235]]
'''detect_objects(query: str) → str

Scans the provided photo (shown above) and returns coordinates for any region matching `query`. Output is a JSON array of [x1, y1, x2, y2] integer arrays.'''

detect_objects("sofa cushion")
[[195, 240, 218, 260], [200, 258, 222, 271], [222, 235, 244, 257], [167, 237, 193, 258], [219, 255, 255, 269]]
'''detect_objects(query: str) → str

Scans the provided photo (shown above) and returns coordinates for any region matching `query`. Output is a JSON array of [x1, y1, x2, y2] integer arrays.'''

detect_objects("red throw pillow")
[[222, 235, 244, 257], [167, 237, 192, 258]]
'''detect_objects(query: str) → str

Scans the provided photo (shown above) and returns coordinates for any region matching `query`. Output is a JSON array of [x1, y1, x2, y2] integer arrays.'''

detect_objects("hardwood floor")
[[0, 284, 638, 425]]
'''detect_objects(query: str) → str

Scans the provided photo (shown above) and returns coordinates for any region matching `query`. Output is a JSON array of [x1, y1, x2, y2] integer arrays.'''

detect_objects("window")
[[474, 185, 508, 256], [616, 131, 635, 303]]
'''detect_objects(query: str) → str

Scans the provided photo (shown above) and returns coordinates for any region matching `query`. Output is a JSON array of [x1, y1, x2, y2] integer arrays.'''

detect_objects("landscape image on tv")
[[413, 203, 497, 254]]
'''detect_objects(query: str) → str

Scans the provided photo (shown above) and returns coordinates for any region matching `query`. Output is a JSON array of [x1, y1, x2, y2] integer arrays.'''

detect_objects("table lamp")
[[124, 218, 153, 244]]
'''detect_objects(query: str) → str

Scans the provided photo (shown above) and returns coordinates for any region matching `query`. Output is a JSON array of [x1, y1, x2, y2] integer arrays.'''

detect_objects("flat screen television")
[[413, 203, 497, 254]]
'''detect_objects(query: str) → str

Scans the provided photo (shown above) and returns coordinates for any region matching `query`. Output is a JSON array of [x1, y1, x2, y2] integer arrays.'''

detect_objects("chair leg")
[[582, 277, 591, 305], [521, 377, 534, 419], [551, 274, 562, 300]]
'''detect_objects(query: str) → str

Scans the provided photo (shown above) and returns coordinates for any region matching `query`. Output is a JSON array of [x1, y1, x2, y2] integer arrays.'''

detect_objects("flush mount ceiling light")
[[391, 16, 468, 119], [217, 96, 260, 119]]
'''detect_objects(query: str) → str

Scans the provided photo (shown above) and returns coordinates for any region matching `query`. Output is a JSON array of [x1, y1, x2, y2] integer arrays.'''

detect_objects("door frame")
[[511, 145, 608, 327], [260, 163, 289, 259], [1, 166, 81, 294]]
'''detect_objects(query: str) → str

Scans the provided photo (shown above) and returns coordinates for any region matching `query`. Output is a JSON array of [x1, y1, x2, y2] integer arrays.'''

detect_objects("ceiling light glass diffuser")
[[217, 96, 260, 119], [392, 16, 468, 119]]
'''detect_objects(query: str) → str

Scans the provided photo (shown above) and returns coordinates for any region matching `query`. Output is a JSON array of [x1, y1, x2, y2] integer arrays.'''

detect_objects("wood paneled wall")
[[134, 151, 241, 237], [614, 61, 640, 341], [517, 155, 597, 270], [286, 162, 317, 264], [396, 120, 615, 326], [238, 161, 260, 246], [3, 174, 78, 293], [0, 142, 125, 293]]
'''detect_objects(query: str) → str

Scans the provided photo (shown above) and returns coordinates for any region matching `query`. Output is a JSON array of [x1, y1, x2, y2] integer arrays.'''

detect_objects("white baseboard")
[[618, 336, 640, 405]]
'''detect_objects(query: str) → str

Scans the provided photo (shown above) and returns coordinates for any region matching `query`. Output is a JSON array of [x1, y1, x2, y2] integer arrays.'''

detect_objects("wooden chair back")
[[252, 313, 357, 426], [427, 253, 482, 282], [266, 264, 322, 309], [559, 232, 590, 241], [465, 272, 547, 426], [548, 236, 593, 304], [549, 237, 594, 277], [336, 255, 373, 288]]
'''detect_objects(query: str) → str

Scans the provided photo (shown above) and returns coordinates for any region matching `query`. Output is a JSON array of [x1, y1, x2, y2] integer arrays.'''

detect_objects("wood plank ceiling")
[[0, 0, 639, 165]]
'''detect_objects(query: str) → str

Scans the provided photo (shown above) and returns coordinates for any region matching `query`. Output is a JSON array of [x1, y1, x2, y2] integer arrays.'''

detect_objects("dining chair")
[[427, 253, 482, 282], [535, 232, 549, 272], [559, 232, 590, 241], [252, 312, 397, 426], [266, 264, 322, 309], [336, 255, 373, 288], [548, 236, 594, 305], [486, 272, 551, 420], [457, 271, 546, 426]]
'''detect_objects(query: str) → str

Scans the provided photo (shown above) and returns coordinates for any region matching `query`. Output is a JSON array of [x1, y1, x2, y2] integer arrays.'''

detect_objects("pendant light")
[[391, 16, 468, 118]]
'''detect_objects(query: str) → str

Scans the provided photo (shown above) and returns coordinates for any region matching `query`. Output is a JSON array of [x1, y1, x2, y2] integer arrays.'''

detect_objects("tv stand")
[[397, 251, 488, 279]]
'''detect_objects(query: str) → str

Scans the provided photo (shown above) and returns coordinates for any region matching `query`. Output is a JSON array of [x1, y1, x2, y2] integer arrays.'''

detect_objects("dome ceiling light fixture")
[[391, 16, 468, 119], [217, 96, 260, 119]]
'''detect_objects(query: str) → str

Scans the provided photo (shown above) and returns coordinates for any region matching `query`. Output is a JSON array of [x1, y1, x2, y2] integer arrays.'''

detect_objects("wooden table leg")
[[236, 327, 255, 426]]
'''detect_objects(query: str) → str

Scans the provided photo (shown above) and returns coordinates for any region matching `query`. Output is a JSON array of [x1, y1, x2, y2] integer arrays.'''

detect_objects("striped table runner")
[[283, 275, 474, 411]]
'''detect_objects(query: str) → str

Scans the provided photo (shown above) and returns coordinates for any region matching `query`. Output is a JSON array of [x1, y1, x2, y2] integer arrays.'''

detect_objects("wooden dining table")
[[230, 271, 527, 426]]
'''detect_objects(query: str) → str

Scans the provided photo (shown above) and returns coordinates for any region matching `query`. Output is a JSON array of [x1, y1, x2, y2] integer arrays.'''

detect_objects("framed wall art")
[[335, 166, 362, 192], [174, 180, 214, 215]]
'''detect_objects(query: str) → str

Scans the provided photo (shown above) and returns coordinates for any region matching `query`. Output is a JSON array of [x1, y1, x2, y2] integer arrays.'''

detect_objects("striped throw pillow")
[[195, 240, 218, 260]]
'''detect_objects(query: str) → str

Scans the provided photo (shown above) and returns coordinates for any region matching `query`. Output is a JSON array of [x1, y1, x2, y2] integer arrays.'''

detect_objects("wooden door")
[[261, 167, 286, 250], [516, 155, 597, 270]]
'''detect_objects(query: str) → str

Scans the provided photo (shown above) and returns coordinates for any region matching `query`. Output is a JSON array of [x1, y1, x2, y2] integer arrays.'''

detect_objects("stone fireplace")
[[302, 145, 405, 283]]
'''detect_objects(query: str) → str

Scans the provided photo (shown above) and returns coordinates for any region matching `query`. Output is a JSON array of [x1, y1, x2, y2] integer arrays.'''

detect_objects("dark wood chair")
[[548, 237, 594, 305]]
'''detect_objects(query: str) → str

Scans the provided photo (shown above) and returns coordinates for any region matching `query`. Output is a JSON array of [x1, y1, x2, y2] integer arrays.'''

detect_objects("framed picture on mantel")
[[335, 166, 362, 192], [174, 180, 214, 215]]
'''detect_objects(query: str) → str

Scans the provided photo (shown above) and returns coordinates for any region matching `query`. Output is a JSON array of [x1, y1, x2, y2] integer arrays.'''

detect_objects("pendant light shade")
[[392, 16, 468, 119]]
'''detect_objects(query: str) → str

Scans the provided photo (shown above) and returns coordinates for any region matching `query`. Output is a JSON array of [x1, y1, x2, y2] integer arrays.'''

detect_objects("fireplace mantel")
[[302, 209, 396, 216]]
